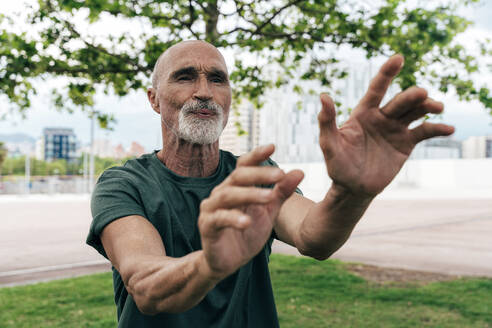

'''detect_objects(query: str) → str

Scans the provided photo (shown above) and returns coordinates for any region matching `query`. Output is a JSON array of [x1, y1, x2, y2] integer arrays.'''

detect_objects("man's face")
[[149, 41, 232, 145]]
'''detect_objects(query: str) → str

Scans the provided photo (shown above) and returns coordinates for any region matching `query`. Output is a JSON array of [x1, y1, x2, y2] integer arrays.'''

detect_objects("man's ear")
[[147, 88, 160, 114]]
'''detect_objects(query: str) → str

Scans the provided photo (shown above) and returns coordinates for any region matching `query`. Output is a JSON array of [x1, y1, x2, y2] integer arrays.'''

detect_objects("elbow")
[[136, 300, 159, 316], [135, 299, 186, 316], [309, 252, 332, 261], [298, 246, 333, 261], [138, 300, 192, 315], [126, 277, 165, 315], [129, 279, 191, 315], [129, 279, 161, 315], [295, 228, 350, 261], [295, 234, 335, 261]]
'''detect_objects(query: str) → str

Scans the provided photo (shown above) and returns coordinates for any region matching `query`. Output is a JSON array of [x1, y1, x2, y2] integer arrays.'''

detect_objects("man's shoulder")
[[98, 152, 156, 182]]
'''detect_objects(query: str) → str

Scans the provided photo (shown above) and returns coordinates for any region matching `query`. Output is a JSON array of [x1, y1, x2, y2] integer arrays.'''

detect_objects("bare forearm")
[[124, 250, 221, 315], [296, 184, 374, 260]]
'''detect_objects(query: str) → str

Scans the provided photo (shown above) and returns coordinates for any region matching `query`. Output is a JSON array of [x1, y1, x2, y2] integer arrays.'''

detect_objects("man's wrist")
[[318, 182, 375, 225], [328, 182, 376, 204]]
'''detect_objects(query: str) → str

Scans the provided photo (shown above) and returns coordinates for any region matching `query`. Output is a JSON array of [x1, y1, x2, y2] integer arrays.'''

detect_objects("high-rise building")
[[259, 61, 398, 163], [219, 101, 260, 156], [40, 128, 78, 163], [410, 137, 462, 159], [260, 91, 324, 163], [462, 135, 492, 158]]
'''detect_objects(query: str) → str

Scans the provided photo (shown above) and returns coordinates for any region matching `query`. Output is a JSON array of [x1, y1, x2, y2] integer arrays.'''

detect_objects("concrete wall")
[[0, 176, 96, 195], [393, 158, 492, 189], [278, 158, 492, 201], [3, 158, 490, 196]]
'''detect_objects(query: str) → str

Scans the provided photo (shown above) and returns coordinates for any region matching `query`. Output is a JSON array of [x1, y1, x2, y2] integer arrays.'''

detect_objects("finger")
[[410, 122, 455, 143], [272, 170, 304, 205], [400, 99, 444, 125], [380, 86, 428, 118], [359, 54, 404, 108], [202, 186, 275, 211], [318, 94, 338, 134], [199, 209, 251, 235], [318, 94, 339, 159], [224, 166, 285, 187], [237, 144, 275, 167]]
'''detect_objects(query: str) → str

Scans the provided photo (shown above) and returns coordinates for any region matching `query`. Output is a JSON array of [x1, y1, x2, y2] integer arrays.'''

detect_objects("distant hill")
[[0, 133, 36, 144]]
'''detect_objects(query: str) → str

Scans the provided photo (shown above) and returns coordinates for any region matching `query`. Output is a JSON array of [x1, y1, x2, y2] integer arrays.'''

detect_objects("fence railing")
[[0, 176, 97, 194]]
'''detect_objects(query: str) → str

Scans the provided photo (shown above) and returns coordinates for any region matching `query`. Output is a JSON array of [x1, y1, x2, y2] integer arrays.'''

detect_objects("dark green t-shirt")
[[87, 150, 282, 328]]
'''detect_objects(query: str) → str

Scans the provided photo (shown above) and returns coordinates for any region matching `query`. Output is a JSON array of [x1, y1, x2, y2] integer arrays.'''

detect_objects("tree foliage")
[[0, 142, 7, 169], [0, 154, 131, 176], [1, 0, 491, 124]]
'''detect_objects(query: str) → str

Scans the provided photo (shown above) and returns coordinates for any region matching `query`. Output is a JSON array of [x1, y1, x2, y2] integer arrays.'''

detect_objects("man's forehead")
[[169, 58, 227, 75], [162, 42, 228, 77]]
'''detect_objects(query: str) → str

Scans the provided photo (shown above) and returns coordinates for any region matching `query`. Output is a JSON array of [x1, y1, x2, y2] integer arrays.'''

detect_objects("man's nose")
[[193, 75, 213, 101]]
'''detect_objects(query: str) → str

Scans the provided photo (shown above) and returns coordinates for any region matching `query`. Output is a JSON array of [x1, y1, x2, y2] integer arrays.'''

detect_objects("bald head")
[[146, 39, 232, 146], [151, 40, 228, 89]]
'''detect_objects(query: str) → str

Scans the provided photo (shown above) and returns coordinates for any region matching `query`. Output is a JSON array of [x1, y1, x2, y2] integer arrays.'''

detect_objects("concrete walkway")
[[273, 198, 492, 277], [0, 191, 491, 286], [0, 194, 110, 286]]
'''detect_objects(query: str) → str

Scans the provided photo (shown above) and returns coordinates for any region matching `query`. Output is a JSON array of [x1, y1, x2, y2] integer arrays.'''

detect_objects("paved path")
[[0, 193, 491, 286], [273, 198, 492, 277], [0, 195, 110, 286]]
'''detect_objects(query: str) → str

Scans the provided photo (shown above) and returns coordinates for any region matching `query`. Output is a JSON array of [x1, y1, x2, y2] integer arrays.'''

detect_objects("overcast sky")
[[0, 1, 491, 152]]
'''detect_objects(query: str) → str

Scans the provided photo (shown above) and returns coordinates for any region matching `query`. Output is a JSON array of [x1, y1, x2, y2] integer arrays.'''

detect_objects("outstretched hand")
[[198, 145, 303, 279], [319, 55, 454, 196]]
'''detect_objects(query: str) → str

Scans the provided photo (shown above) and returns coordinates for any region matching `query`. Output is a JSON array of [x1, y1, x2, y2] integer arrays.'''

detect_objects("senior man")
[[87, 40, 453, 327]]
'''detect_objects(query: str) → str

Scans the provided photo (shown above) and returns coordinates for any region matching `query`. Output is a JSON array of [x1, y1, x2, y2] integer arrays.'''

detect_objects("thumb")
[[269, 169, 304, 213], [274, 170, 304, 201], [318, 93, 339, 159]]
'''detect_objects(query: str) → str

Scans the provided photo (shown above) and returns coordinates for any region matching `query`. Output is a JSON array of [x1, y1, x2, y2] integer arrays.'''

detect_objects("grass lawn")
[[1, 254, 491, 327]]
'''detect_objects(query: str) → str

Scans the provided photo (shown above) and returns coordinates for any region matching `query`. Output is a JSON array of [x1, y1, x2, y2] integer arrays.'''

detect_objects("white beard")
[[177, 101, 225, 145]]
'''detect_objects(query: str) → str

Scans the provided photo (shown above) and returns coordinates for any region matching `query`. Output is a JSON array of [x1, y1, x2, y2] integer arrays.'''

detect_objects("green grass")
[[270, 255, 492, 328], [1, 254, 491, 327], [0, 273, 116, 328]]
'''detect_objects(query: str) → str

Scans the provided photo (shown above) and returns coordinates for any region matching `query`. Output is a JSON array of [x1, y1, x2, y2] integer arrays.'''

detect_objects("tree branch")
[[145, 12, 200, 39], [254, 0, 306, 34], [60, 19, 147, 72], [45, 66, 143, 75]]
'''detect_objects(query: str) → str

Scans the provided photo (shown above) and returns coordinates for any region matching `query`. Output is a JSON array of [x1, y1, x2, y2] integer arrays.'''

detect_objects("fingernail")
[[259, 144, 275, 152], [257, 145, 268, 152], [260, 189, 272, 197], [391, 54, 404, 68], [272, 169, 284, 179]]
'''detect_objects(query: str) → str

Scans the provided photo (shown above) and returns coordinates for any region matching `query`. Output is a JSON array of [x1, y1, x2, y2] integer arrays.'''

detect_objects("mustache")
[[181, 100, 223, 114]]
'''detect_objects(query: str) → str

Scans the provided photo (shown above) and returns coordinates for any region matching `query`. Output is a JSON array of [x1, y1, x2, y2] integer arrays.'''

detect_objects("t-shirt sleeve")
[[260, 157, 303, 196], [86, 168, 147, 258], [260, 157, 303, 242]]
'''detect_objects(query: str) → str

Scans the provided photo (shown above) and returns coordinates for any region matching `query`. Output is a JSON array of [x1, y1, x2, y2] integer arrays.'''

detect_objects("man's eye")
[[210, 76, 224, 83], [178, 76, 192, 81]]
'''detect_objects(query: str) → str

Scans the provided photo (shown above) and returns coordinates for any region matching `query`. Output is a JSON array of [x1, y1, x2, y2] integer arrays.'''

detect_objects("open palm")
[[318, 55, 454, 196]]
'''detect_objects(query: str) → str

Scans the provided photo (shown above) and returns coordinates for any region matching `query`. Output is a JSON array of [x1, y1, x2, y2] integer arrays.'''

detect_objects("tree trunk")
[[204, 0, 220, 45]]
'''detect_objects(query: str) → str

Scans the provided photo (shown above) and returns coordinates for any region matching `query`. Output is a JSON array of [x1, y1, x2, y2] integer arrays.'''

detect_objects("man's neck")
[[157, 136, 220, 178]]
